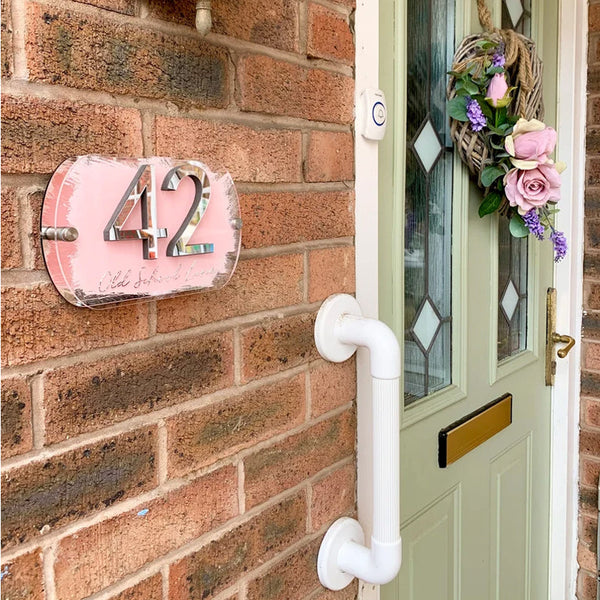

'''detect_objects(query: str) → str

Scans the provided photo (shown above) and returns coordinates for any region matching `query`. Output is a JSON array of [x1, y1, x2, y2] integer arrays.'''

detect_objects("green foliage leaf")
[[480, 166, 505, 188], [486, 66, 504, 75], [509, 214, 530, 238], [475, 40, 497, 50], [478, 192, 503, 218], [475, 98, 493, 119], [447, 97, 469, 121], [462, 80, 480, 95]]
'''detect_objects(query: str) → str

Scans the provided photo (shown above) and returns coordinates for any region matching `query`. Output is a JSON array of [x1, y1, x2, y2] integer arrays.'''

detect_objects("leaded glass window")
[[498, 217, 528, 361], [404, 0, 455, 405], [502, 0, 531, 35], [497, 0, 531, 362]]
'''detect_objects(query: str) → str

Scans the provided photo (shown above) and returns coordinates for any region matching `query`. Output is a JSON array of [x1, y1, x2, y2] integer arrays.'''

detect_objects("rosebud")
[[486, 73, 510, 108]]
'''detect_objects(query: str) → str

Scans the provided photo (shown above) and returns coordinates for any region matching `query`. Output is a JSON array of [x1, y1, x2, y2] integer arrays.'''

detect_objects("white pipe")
[[313, 294, 402, 590], [336, 314, 401, 380]]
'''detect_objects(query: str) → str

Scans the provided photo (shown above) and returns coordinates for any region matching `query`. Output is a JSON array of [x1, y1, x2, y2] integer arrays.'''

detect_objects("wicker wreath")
[[447, 30, 544, 182]]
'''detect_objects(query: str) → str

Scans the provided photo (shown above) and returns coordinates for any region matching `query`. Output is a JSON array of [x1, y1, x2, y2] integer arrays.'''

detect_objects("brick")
[[588, 127, 600, 154], [155, 117, 302, 183], [146, 0, 195, 26], [578, 569, 598, 600], [0, 187, 45, 270], [588, 65, 600, 93], [586, 281, 600, 309], [244, 408, 355, 508], [25, 4, 229, 108], [107, 574, 162, 600], [580, 513, 598, 553], [237, 55, 354, 124], [169, 493, 306, 600], [1, 95, 142, 175], [55, 466, 237, 600], [1, 377, 33, 459], [582, 341, 600, 371], [246, 538, 321, 600], [1, 187, 21, 269], [589, 96, 600, 126], [581, 455, 600, 487], [580, 484, 599, 514], [310, 581, 359, 600], [308, 246, 355, 303], [167, 374, 306, 477], [586, 187, 600, 218], [1, 283, 149, 367], [305, 131, 354, 182], [0, 549, 44, 600], [588, 157, 600, 187], [580, 429, 600, 456], [584, 253, 600, 279], [241, 312, 318, 383], [578, 541, 597, 572], [586, 219, 600, 249], [240, 191, 354, 249], [43, 332, 234, 443], [72, 0, 136, 15], [310, 359, 356, 418], [307, 4, 354, 65], [148, 0, 299, 53], [582, 312, 600, 342], [2, 427, 157, 550], [1, 0, 12, 78], [311, 463, 355, 531], [26, 190, 45, 270], [591, 4, 600, 32], [156, 254, 304, 333], [582, 398, 600, 429]]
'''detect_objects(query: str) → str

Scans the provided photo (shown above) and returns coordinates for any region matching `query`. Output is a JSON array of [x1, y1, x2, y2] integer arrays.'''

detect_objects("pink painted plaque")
[[41, 156, 242, 308]]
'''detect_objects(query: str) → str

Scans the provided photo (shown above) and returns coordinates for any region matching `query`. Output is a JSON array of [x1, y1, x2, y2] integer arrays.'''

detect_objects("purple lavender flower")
[[550, 230, 568, 262], [466, 98, 486, 132], [522, 209, 545, 240], [492, 52, 506, 68]]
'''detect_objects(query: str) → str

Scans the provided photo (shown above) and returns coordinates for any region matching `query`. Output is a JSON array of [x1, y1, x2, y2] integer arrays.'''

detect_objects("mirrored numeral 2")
[[162, 162, 214, 257], [103, 164, 168, 260]]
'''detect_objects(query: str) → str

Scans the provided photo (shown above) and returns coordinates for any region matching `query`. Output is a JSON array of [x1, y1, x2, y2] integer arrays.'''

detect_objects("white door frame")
[[353, 0, 587, 598]]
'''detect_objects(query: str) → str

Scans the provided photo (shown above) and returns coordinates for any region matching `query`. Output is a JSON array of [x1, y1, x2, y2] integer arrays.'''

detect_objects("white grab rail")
[[313, 294, 402, 590]]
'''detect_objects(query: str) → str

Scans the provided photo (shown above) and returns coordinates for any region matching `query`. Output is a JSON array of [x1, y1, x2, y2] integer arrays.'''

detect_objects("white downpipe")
[[313, 294, 402, 591]]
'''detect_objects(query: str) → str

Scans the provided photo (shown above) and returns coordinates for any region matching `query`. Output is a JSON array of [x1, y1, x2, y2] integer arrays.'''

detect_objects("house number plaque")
[[41, 156, 242, 308]]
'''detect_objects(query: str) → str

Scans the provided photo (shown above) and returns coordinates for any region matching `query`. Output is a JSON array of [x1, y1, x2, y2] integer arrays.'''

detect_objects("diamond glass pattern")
[[501, 280, 520, 322], [413, 119, 443, 173], [504, 0, 524, 27], [413, 299, 441, 352]]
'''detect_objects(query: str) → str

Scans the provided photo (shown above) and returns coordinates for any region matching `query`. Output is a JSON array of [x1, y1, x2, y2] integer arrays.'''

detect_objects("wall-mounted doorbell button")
[[359, 89, 387, 141]]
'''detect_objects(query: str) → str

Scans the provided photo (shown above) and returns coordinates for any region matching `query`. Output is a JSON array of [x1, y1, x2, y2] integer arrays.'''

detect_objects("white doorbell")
[[358, 88, 387, 141]]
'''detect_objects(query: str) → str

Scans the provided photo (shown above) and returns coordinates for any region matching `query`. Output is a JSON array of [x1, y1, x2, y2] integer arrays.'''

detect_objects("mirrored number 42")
[[103, 162, 214, 259]]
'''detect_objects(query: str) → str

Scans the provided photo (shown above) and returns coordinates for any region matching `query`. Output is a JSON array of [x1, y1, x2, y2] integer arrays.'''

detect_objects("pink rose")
[[486, 73, 509, 107], [504, 163, 561, 213], [505, 118, 557, 169]]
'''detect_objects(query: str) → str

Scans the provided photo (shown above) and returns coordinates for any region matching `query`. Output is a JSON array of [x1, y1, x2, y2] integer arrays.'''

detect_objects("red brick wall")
[[0, 0, 358, 598], [581, 2, 600, 598]]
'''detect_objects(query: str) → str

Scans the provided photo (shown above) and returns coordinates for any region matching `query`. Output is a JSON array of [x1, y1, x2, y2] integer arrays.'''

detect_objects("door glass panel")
[[496, 3, 531, 363], [404, 0, 455, 406], [502, 0, 531, 35], [498, 217, 528, 361]]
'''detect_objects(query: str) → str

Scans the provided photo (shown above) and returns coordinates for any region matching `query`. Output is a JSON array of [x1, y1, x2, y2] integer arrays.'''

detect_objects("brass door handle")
[[551, 333, 575, 359], [546, 289, 576, 386]]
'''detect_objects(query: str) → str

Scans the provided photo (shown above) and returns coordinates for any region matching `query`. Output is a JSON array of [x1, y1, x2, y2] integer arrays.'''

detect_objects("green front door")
[[379, 0, 558, 598]]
